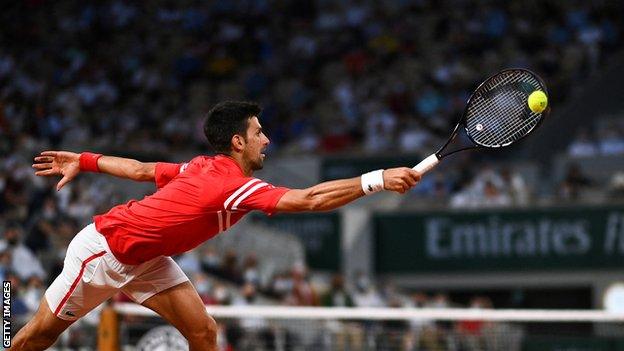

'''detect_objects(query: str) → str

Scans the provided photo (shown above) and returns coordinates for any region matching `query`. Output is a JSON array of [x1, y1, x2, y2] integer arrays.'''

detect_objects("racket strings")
[[466, 71, 544, 147], [479, 98, 540, 145], [470, 75, 541, 145], [470, 73, 542, 145], [470, 90, 537, 145]]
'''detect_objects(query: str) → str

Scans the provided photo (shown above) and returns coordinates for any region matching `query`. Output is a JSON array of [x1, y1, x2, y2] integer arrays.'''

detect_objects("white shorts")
[[45, 223, 190, 321]]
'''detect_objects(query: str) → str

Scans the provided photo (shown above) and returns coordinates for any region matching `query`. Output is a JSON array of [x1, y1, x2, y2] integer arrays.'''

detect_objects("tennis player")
[[13, 101, 421, 350]]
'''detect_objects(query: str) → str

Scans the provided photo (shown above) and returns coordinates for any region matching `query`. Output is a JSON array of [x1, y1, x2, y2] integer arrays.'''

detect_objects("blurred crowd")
[[164, 248, 512, 351], [0, 0, 623, 348], [1, 0, 621, 157], [2, 233, 514, 350], [408, 163, 532, 209], [568, 120, 624, 158], [0, 0, 621, 218], [563, 117, 624, 201]]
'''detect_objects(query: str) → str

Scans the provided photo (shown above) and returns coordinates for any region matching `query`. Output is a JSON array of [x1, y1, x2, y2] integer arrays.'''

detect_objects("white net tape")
[[114, 303, 624, 322]]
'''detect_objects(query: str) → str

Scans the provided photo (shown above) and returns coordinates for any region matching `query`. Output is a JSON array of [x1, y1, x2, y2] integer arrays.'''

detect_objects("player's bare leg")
[[11, 297, 74, 350], [141, 281, 217, 351]]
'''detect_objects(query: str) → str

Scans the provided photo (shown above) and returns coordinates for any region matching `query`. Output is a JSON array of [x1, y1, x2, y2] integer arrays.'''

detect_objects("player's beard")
[[243, 146, 265, 171], [251, 155, 264, 171], [245, 150, 264, 171]]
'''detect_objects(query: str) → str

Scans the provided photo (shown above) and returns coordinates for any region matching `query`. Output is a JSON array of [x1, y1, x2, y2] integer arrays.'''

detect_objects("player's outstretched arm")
[[275, 167, 421, 212], [33, 151, 156, 191]]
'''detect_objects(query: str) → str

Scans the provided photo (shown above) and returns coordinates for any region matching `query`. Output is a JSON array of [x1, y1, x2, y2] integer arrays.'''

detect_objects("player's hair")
[[204, 101, 262, 153]]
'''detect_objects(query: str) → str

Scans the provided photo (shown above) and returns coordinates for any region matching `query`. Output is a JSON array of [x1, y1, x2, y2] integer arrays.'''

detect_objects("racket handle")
[[413, 154, 440, 174]]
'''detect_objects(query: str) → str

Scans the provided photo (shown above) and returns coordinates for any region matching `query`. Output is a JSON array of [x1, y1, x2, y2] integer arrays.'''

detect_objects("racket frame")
[[413, 68, 549, 174]]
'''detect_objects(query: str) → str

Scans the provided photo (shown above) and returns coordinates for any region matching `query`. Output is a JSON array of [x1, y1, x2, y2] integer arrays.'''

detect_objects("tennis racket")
[[413, 68, 549, 174]]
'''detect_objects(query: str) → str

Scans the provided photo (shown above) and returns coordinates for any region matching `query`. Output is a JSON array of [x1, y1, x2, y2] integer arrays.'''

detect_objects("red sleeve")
[[239, 185, 290, 215], [154, 162, 187, 189], [224, 178, 290, 215]]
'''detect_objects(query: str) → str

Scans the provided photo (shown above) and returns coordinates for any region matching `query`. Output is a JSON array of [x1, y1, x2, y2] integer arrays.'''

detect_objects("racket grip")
[[413, 154, 440, 174]]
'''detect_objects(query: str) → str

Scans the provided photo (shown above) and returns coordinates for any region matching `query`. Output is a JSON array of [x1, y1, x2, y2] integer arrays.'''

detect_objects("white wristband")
[[361, 169, 385, 195]]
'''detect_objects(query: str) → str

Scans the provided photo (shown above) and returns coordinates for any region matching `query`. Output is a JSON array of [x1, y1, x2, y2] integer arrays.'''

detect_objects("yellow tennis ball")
[[528, 90, 548, 113]]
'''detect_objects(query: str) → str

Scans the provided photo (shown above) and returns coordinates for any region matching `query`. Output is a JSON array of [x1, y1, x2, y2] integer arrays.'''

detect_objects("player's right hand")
[[383, 167, 421, 194], [32, 151, 81, 191]]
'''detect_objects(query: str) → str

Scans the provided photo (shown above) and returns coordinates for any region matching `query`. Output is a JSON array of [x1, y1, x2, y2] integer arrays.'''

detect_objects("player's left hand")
[[32, 151, 81, 191]]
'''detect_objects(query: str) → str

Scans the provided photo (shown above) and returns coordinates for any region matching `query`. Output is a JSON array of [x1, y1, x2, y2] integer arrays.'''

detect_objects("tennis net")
[[105, 303, 624, 351]]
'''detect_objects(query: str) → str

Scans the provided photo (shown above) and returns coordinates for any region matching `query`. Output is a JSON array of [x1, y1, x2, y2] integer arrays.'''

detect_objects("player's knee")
[[184, 316, 217, 344]]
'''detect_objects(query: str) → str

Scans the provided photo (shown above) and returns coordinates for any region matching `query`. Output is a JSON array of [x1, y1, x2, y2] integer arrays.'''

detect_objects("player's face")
[[243, 116, 270, 171]]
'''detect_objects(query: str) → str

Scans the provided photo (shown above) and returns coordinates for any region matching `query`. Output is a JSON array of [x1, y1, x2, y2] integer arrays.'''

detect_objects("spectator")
[[480, 180, 513, 208], [568, 128, 598, 157], [288, 264, 319, 306], [321, 274, 363, 350], [321, 274, 355, 307], [0, 249, 11, 282], [231, 283, 275, 349], [597, 126, 624, 155], [175, 251, 202, 277], [450, 167, 513, 208], [24, 197, 57, 254], [200, 245, 221, 274], [191, 272, 214, 305], [242, 253, 261, 287], [559, 163, 592, 200], [457, 296, 493, 351], [0, 224, 46, 281], [220, 250, 243, 284], [363, 101, 397, 152], [211, 283, 232, 306], [399, 120, 432, 153], [22, 275, 45, 314], [403, 292, 439, 351], [270, 272, 293, 299], [353, 273, 384, 308], [608, 172, 624, 199], [5, 272, 30, 322], [501, 167, 530, 206]]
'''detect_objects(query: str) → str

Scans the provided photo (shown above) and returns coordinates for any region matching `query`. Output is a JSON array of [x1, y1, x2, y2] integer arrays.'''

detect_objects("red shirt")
[[94, 155, 290, 265]]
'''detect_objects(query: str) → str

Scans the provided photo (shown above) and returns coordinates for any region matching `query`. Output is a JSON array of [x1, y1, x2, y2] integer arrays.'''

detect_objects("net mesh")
[[465, 69, 546, 148], [112, 304, 624, 351]]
